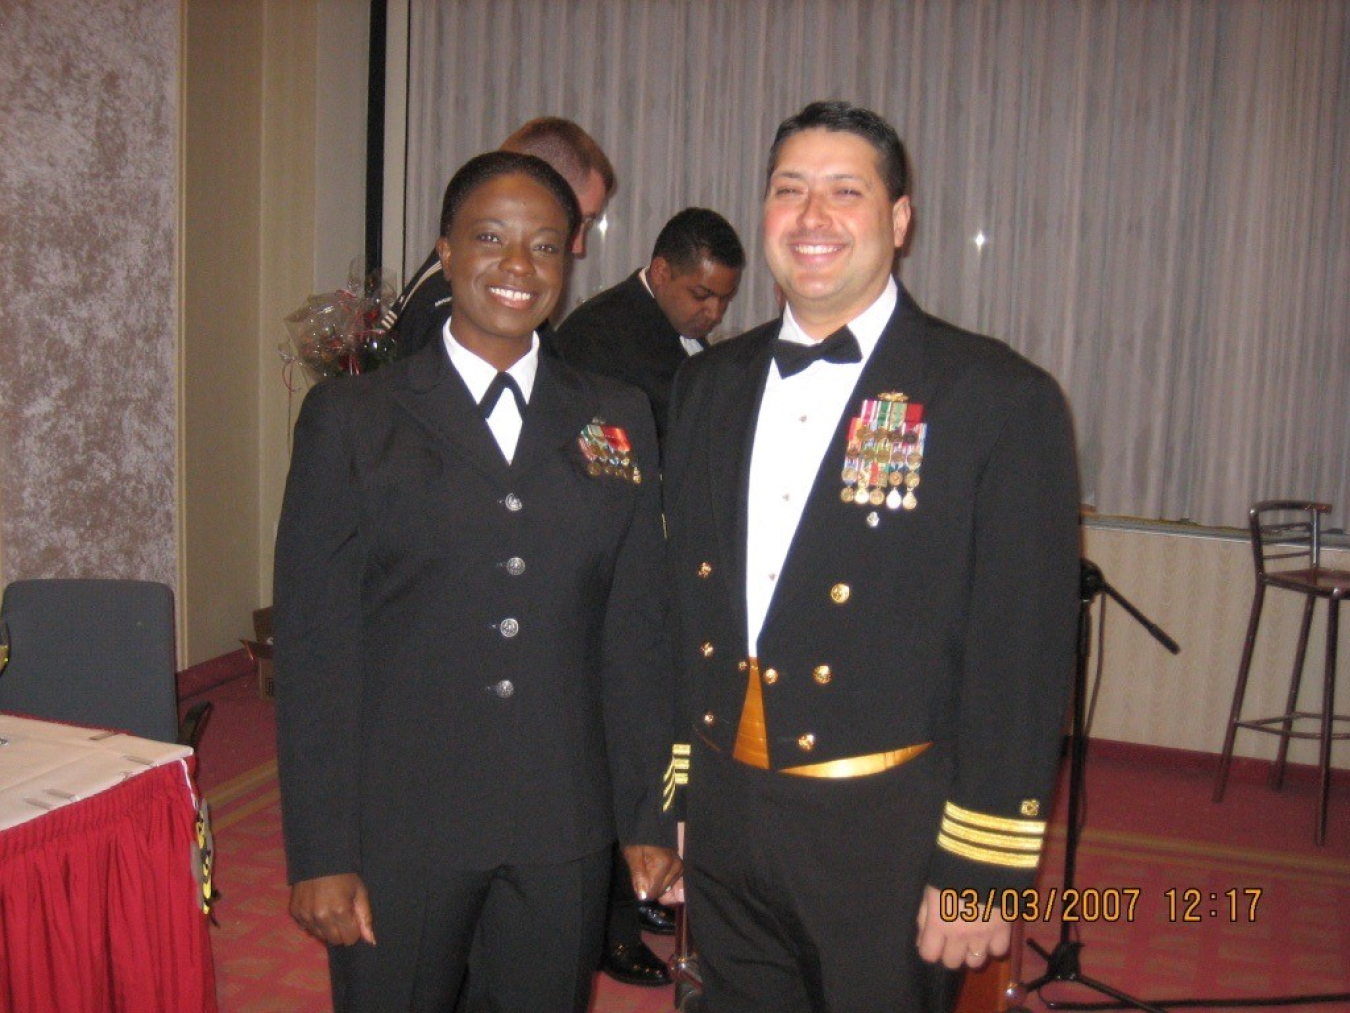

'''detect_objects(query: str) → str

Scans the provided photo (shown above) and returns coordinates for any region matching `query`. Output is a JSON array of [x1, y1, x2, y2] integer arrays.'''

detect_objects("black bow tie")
[[479, 372, 527, 419], [772, 327, 862, 377]]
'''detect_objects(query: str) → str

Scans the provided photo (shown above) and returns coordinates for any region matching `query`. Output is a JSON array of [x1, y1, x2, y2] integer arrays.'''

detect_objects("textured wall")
[[0, 0, 179, 586], [1083, 523, 1349, 768]]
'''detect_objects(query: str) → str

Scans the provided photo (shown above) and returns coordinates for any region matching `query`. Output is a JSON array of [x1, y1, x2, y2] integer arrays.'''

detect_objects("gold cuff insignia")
[[662, 742, 691, 812], [937, 800, 1047, 869]]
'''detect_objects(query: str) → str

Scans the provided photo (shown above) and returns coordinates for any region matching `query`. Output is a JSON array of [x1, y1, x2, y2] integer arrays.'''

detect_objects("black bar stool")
[[1213, 500, 1350, 845]]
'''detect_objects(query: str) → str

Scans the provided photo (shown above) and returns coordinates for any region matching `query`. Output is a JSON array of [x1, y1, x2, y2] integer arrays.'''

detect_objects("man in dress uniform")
[[664, 101, 1081, 1012], [552, 207, 743, 987], [275, 151, 679, 1012], [382, 117, 617, 360], [555, 207, 744, 459]]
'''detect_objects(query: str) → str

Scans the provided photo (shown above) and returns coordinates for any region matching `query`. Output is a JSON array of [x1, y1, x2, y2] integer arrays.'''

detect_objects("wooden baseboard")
[[1087, 737, 1350, 788]]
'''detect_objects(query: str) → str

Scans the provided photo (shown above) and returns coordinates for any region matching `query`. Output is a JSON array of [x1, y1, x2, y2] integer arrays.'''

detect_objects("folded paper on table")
[[0, 714, 191, 830]]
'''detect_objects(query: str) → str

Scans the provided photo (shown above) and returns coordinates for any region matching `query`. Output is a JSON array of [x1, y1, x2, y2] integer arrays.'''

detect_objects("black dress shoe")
[[601, 941, 672, 987], [637, 898, 677, 935]]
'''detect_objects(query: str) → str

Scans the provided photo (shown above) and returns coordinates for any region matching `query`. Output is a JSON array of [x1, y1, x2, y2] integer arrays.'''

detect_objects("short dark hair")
[[766, 101, 909, 201], [500, 117, 617, 197], [439, 151, 582, 243], [651, 208, 746, 273]]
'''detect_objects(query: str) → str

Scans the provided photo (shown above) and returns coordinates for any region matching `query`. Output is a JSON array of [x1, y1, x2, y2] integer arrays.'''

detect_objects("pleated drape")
[[0, 762, 216, 1013], [400, 0, 1349, 530]]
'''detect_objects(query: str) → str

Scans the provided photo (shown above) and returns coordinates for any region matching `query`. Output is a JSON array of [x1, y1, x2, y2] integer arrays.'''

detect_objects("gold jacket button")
[[700, 642, 715, 658], [762, 667, 779, 685], [697, 562, 713, 577], [797, 733, 816, 751], [703, 712, 716, 726], [737, 659, 748, 671], [812, 665, 832, 685], [829, 583, 851, 604]]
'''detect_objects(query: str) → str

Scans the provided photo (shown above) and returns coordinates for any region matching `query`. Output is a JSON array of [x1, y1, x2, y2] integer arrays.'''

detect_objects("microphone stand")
[[1012, 562, 1350, 1012], [1009, 559, 1179, 1013]]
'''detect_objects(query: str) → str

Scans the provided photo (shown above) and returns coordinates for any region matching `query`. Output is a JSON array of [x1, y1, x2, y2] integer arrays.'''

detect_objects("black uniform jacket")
[[664, 286, 1081, 892], [384, 248, 450, 361], [274, 338, 674, 885], [553, 270, 689, 452]]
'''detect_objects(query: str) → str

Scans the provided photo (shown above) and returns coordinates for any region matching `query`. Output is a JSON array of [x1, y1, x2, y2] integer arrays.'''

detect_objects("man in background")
[[382, 117, 616, 359], [551, 207, 743, 988], [554, 207, 744, 455]]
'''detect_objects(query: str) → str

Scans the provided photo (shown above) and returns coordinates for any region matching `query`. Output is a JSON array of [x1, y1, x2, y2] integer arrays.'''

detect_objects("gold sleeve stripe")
[[661, 765, 689, 790], [662, 744, 692, 812], [940, 817, 1043, 852], [944, 801, 1046, 835], [936, 833, 1042, 869]]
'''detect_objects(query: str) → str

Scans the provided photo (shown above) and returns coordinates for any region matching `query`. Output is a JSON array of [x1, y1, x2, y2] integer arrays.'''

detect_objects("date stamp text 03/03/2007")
[[938, 887, 1263, 924]]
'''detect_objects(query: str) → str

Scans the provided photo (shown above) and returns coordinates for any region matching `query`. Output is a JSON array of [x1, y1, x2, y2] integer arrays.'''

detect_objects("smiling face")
[[649, 255, 742, 342], [763, 128, 910, 338], [436, 172, 570, 370]]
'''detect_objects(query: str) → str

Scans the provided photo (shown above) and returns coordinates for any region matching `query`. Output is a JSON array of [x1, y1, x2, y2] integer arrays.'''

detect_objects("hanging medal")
[[898, 401, 925, 510], [839, 393, 926, 513], [841, 416, 865, 503], [578, 421, 642, 484]]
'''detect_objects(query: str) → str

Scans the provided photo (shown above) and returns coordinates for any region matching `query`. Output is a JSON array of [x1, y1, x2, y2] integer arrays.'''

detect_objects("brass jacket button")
[[762, 667, 779, 685], [829, 583, 850, 604], [813, 665, 832, 685], [737, 659, 748, 671], [797, 733, 816, 751], [700, 642, 715, 657], [703, 712, 716, 726], [697, 562, 713, 577]]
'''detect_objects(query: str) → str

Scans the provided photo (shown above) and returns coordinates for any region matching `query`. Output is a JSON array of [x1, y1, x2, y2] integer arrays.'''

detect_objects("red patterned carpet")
[[1018, 746, 1350, 1011], [189, 659, 1350, 1012]]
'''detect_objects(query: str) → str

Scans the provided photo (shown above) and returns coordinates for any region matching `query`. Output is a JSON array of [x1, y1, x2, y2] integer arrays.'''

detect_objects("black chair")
[[0, 578, 211, 749], [1213, 501, 1350, 845]]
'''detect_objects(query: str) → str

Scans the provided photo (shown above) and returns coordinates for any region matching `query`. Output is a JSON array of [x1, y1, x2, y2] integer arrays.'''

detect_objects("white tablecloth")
[[0, 713, 191, 830]]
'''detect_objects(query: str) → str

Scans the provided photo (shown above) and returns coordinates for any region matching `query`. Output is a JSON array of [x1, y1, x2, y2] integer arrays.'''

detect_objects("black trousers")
[[685, 739, 961, 1013], [605, 842, 644, 948], [329, 846, 609, 1013]]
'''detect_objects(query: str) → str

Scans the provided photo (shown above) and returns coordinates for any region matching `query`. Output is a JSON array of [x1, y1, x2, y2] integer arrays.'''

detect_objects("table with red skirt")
[[0, 713, 217, 1012]]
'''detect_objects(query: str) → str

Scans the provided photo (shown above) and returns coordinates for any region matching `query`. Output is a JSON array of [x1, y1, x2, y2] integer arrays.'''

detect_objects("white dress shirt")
[[744, 279, 898, 655], [443, 321, 540, 464]]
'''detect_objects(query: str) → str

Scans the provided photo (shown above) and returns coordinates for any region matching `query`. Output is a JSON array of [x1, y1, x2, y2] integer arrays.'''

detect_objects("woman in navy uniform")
[[274, 151, 680, 1012]]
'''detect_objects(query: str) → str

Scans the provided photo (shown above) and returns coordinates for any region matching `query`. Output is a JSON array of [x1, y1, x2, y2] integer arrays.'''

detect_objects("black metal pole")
[[363, 0, 387, 281], [1012, 562, 1171, 1013]]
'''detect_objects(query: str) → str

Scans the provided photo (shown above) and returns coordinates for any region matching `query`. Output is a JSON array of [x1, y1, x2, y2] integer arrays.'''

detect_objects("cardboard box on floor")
[[241, 606, 274, 700]]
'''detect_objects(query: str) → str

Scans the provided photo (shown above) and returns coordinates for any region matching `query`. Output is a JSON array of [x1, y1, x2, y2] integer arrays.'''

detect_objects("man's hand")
[[289, 873, 376, 947], [622, 844, 683, 902], [915, 884, 1010, 970]]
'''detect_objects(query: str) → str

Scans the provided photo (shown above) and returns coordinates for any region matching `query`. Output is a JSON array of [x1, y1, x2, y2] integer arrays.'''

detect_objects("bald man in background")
[[381, 117, 616, 360]]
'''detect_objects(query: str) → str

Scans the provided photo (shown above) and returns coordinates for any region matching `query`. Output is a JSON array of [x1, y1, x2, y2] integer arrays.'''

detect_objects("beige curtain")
[[400, 0, 1350, 531]]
